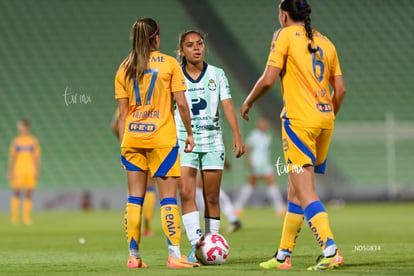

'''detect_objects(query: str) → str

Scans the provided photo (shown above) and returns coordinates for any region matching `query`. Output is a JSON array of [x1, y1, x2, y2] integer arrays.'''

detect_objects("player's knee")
[[13, 190, 21, 197], [179, 187, 195, 203], [204, 193, 220, 206]]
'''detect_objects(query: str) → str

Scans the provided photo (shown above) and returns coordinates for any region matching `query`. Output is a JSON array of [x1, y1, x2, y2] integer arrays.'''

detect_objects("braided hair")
[[280, 0, 319, 53]]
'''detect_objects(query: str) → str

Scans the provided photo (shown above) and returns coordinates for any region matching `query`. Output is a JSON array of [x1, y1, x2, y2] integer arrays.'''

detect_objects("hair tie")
[[298, 0, 308, 9], [149, 25, 159, 39], [308, 40, 318, 51]]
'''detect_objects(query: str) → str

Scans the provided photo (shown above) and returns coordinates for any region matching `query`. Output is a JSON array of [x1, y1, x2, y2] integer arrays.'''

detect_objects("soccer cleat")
[[307, 250, 344, 270], [127, 256, 147, 268], [226, 220, 242, 233], [187, 245, 198, 263], [167, 255, 200, 268], [259, 256, 292, 269]]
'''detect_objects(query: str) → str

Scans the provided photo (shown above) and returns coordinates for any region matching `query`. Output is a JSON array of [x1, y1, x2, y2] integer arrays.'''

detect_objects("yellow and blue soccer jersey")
[[115, 51, 187, 148], [175, 63, 231, 152], [267, 24, 342, 129], [9, 135, 41, 188]]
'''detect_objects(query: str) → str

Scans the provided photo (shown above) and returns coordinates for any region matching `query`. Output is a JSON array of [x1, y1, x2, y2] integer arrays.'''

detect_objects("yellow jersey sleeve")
[[329, 48, 342, 77], [170, 58, 187, 93], [114, 68, 129, 99], [267, 28, 289, 69]]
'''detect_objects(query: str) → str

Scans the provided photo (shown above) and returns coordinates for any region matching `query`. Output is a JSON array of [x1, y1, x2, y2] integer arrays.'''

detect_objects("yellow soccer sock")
[[125, 196, 144, 257], [23, 198, 33, 224], [143, 187, 156, 232], [160, 198, 181, 259], [304, 201, 336, 256], [11, 196, 20, 224], [278, 201, 304, 258]]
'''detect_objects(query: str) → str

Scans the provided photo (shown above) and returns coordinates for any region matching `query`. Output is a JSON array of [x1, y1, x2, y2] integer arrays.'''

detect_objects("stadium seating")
[[0, 0, 412, 193]]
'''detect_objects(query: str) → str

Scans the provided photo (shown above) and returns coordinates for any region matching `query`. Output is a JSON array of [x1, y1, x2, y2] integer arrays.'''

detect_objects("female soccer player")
[[234, 117, 286, 216], [111, 108, 156, 237], [8, 119, 41, 225], [240, 0, 346, 270], [175, 30, 245, 262], [115, 18, 198, 268]]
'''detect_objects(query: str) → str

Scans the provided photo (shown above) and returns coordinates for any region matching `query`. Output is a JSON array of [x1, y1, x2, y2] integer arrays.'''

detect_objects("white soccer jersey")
[[246, 128, 273, 171], [175, 63, 232, 152]]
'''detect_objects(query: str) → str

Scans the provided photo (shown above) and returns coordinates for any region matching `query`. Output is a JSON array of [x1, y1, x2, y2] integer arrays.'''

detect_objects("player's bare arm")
[[35, 145, 41, 180], [117, 98, 128, 143], [222, 98, 245, 158], [329, 75, 346, 115], [241, 66, 281, 120]]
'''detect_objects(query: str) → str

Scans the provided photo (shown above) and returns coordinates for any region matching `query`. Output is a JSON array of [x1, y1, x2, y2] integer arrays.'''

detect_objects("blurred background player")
[[241, 0, 346, 270], [8, 119, 41, 225], [234, 117, 286, 216], [115, 18, 198, 268], [111, 108, 156, 236], [194, 159, 242, 234], [175, 30, 245, 263]]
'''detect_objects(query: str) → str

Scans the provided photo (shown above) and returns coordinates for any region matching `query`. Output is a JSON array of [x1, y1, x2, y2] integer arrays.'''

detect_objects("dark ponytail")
[[280, 0, 319, 53]]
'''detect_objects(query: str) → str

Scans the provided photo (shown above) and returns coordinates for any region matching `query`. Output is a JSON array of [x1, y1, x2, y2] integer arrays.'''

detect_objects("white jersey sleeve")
[[219, 69, 232, 101]]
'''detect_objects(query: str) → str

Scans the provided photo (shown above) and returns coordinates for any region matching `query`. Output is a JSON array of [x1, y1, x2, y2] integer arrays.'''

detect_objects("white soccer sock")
[[267, 184, 285, 212], [235, 184, 253, 210], [182, 211, 202, 245], [195, 187, 204, 216], [323, 244, 337, 257], [168, 245, 181, 259], [129, 248, 141, 259], [219, 188, 238, 223], [276, 249, 291, 261], [205, 217, 220, 234]]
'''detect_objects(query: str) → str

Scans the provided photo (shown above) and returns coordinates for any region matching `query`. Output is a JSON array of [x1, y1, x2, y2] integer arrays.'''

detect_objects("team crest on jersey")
[[208, 79, 216, 91]]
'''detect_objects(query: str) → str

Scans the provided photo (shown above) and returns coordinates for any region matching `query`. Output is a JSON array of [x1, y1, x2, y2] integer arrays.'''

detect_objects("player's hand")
[[184, 135, 195, 153], [240, 102, 251, 120], [224, 159, 231, 170], [232, 135, 245, 158]]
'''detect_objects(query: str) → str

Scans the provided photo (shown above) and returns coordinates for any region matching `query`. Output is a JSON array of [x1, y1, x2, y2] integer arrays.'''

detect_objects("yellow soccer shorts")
[[11, 171, 37, 189], [281, 119, 333, 174], [121, 146, 181, 177]]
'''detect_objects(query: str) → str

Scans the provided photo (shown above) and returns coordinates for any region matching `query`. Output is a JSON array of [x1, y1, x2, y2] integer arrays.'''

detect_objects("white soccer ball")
[[195, 233, 230, 265]]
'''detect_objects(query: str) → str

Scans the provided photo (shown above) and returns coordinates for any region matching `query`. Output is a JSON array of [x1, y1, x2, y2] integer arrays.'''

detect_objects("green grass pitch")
[[1, 203, 413, 275]]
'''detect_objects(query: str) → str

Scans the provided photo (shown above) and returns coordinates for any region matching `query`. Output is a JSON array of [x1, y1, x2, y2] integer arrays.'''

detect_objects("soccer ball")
[[195, 233, 230, 265]]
